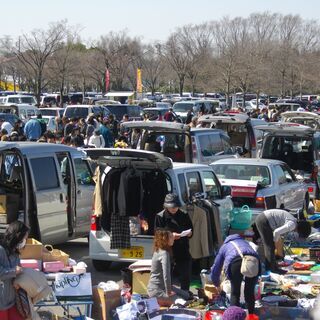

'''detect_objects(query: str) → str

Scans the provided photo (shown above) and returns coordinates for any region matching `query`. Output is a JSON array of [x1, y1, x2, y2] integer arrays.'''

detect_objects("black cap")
[[163, 193, 181, 208]]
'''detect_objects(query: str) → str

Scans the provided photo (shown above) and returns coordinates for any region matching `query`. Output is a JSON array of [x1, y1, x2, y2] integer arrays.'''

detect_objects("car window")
[[73, 158, 94, 185], [281, 165, 296, 182], [213, 164, 271, 185], [178, 173, 188, 203], [30, 157, 59, 190], [202, 171, 220, 199], [198, 134, 223, 157], [186, 171, 203, 197], [274, 165, 286, 185], [221, 135, 234, 154]]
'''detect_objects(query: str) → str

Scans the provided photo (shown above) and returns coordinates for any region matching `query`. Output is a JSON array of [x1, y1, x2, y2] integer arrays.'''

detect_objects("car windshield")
[[20, 97, 36, 104], [262, 135, 313, 172], [64, 107, 88, 118], [40, 109, 57, 116], [213, 164, 271, 185], [173, 103, 194, 112]]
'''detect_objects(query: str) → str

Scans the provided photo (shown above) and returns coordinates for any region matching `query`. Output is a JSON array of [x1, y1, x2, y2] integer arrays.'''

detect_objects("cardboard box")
[[91, 287, 121, 320], [20, 238, 43, 260], [20, 259, 42, 271], [132, 268, 151, 295], [43, 261, 65, 272], [0, 194, 7, 214]]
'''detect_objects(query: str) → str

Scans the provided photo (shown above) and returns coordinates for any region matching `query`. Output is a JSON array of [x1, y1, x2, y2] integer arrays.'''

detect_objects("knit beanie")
[[222, 306, 246, 320]]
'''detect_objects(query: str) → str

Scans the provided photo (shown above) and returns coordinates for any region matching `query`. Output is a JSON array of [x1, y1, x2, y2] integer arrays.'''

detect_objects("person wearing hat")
[[154, 193, 193, 293]]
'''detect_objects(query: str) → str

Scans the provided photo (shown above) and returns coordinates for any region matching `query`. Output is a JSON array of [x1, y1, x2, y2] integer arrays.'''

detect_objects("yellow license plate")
[[119, 246, 144, 259]]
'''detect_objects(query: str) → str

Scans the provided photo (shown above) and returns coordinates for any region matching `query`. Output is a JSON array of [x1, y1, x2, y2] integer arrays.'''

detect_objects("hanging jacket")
[[187, 205, 209, 259], [210, 234, 259, 287]]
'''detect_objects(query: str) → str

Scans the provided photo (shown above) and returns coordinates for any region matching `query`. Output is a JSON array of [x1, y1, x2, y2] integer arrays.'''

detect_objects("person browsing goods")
[[154, 193, 193, 294]]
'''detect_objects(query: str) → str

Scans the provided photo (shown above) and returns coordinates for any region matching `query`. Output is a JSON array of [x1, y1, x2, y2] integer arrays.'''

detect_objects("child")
[[147, 229, 175, 306]]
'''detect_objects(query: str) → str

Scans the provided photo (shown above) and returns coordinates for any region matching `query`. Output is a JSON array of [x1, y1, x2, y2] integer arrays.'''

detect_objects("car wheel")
[[92, 259, 112, 271]]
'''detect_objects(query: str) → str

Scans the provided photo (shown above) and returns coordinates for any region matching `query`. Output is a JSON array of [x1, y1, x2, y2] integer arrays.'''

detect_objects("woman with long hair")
[[147, 229, 175, 305], [0, 221, 29, 320]]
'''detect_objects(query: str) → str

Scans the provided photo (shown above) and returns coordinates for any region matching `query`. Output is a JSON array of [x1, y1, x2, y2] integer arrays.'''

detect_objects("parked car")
[[0, 104, 40, 122], [256, 122, 320, 200], [280, 111, 320, 130], [40, 107, 65, 118], [120, 121, 238, 164], [105, 104, 141, 121], [173, 100, 213, 122], [0, 143, 95, 244], [0, 94, 37, 106], [211, 158, 309, 219], [63, 105, 110, 119], [198, 113, 267, 157], [87, 148, 233, 269], [141, 107, 174, 121]]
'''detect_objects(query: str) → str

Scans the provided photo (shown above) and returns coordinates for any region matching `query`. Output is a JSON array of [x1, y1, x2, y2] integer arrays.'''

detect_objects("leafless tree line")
[[1, 13, 320, 104]]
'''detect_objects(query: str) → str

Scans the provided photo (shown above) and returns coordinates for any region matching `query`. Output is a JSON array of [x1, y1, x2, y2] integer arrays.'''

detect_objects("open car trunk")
[[121, 121, 192, 162], [257, 123, 315, 176], [198, 114, 249, 151], [86, 148, 172, 238]]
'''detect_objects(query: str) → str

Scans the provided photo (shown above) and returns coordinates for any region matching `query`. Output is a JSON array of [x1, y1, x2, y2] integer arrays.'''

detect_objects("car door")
[[73, 157, 95, 236], [273, 164, 296, 209], [281, 164, 305, 209], [28, 155, 69, 244], [201, 169, 233, 239]]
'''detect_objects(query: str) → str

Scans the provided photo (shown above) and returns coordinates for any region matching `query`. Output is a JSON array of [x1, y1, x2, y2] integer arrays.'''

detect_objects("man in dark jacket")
[[154, 193, 193, 293]]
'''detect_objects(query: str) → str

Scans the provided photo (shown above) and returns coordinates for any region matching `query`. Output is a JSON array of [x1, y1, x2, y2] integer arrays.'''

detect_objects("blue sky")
[[3, 0, 320, 43]]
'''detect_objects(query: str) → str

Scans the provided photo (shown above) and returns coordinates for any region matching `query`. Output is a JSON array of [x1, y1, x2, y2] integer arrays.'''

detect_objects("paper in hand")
[[180, 229, 192, 237]]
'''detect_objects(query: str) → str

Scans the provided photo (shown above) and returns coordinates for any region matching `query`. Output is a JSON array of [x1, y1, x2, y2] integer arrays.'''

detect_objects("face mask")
[[17, 238, 26, 250]]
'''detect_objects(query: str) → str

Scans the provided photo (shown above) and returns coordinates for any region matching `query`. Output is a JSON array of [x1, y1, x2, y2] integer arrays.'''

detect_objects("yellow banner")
[[136, 68, 142, 93], [0, 81, 19, 91]]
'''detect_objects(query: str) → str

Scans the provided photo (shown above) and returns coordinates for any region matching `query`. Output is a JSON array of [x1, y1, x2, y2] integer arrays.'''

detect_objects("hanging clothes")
[[187, 204, 210, 259], [117, 168, 143, 216], [110, 215, 131, 249]]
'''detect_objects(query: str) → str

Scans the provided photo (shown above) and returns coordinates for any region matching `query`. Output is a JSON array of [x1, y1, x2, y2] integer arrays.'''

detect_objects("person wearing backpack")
[[210, 234, 260, 315]]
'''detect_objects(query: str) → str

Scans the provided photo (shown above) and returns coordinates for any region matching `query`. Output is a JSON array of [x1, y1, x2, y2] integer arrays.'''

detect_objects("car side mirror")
[[221, 185, 232, 197]]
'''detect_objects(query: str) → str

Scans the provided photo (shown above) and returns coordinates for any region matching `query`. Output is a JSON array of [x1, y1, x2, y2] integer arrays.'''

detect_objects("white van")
[[0, 104, 40, 122], [0, 94, 37, 106], [0, 142, 95, 244]]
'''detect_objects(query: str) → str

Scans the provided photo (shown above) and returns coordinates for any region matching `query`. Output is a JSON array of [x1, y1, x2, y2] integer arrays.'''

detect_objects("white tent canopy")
[[104, 91, 134, 97]]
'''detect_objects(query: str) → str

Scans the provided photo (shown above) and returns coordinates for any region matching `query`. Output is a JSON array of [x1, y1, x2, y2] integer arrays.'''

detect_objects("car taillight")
[[91, 215, 101, 231], [255, 196, 265, 208], [308, 186, 314, 193], [191, 136, 197, 161]]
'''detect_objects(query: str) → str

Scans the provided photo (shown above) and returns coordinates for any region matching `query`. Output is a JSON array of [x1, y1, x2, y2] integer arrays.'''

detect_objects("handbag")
[[15, 287, 31, 319], [42, 245, 69, 266], [231, 241, 259, 278]]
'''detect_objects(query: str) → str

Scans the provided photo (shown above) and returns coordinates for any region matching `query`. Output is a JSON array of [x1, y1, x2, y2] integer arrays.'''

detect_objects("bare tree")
[[1, 21, 68, 104]]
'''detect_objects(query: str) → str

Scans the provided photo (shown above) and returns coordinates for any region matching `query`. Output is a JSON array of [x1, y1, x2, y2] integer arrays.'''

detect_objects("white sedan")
[[211, 158, 309, 219]]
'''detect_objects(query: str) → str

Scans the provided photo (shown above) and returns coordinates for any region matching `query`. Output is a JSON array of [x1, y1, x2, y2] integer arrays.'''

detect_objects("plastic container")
[[230, 205, 252, 230]]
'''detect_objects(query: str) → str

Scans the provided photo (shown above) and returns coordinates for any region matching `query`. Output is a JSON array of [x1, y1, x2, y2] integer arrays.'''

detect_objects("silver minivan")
[[0, 142, 94, 244], [121, 121, 238, 165]]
